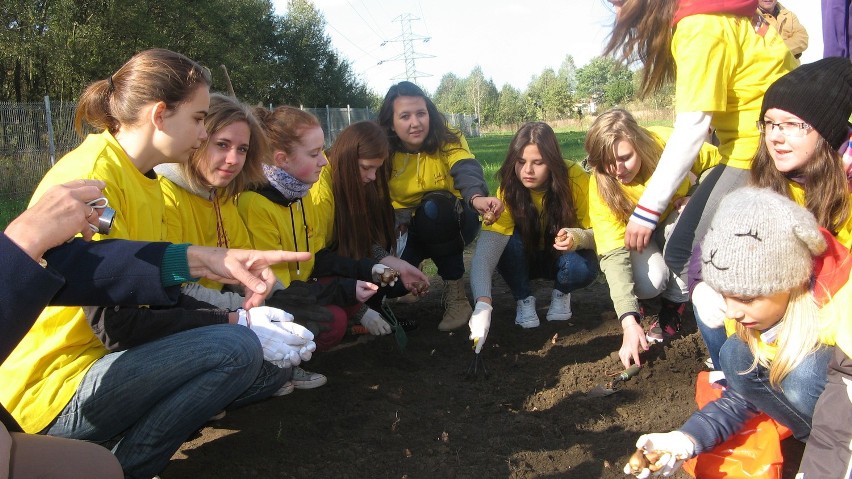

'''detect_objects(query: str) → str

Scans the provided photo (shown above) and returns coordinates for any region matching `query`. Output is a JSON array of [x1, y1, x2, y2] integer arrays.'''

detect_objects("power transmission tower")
[[378, 14, 434, 84]]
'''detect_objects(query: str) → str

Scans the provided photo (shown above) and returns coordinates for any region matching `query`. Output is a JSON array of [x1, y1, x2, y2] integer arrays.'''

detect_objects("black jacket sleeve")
[[311, 248, 376, 281], [85, 294, 230, 352]]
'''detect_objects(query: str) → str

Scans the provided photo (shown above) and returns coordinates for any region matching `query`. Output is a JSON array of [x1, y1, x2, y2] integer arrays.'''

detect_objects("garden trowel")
[[587, 364, 642, 397]]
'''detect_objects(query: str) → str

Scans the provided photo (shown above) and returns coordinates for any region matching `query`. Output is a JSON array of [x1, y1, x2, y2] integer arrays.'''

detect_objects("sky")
[[273, 0, 823, 95]]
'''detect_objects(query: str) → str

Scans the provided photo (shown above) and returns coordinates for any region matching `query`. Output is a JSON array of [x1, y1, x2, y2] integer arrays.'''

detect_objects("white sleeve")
[[629, 111, 712, 230]]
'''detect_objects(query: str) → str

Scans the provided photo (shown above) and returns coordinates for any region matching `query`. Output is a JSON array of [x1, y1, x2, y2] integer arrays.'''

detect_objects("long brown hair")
[[377, 80, 461, 155], [750, 134, 850, 234], [182, 93, 268, 199], [498, 122, 577, 260], [328, 121, 395, 259], [584, 108, 662, 222], [603, 0, 677, 98], [75, 48, 211, 135]]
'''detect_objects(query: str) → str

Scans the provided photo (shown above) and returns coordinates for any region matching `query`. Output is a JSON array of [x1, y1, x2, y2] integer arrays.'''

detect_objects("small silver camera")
[[97, 207, 116, 235]]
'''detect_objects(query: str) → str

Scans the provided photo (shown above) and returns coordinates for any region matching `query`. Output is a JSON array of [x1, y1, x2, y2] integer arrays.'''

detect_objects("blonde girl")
[[623, 188, 845, 478], [585, 108, 718, 368]]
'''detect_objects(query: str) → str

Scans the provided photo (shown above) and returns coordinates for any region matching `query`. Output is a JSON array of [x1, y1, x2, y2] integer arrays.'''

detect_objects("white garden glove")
[[238, 307, 314, 365], [371, 264, 398, 287], [691, 281, 726, 329], [623, 432, 695, 477], [468, 301, 492, 354], [360, 308, 392, 335]]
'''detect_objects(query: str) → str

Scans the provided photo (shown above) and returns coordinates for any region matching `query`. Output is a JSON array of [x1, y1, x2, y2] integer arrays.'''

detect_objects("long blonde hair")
[[584, 109, 662, 222], [734, 285, 822, 389]]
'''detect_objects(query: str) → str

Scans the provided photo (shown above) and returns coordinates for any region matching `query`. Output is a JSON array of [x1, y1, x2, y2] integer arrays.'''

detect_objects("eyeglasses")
[[756, 120, 813, 138]]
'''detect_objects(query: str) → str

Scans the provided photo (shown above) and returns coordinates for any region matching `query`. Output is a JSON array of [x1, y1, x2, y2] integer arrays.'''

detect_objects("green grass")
[[0, 197, 28, 230], [468, 131, 588, 193]]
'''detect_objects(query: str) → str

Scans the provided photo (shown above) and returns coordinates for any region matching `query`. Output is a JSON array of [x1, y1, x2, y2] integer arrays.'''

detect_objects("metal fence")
[[0, 99, 479, 225]]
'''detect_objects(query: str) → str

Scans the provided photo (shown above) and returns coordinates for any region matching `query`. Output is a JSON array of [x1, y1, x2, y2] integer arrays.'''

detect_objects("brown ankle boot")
[[438, 279, 472, 331]]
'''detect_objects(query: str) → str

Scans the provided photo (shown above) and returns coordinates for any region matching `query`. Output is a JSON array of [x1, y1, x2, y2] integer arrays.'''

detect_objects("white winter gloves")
[[623, 431, 695, 478], [468, 301, 492, 354], [360, 308, 392, 335], [237, 306, 316, 367], [691, 281, 727, 329], [371, 264, 399, 287]]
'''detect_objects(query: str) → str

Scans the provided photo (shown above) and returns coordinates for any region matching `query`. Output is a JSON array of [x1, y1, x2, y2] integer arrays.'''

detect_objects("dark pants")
[[495, 229, 599, 301]]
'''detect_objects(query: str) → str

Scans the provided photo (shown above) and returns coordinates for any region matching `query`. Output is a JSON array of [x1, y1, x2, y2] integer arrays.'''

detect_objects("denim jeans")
[[43, 324, 284, 479], [720, 335, 833, 441], [495, 229, 599, 300], [696, 311, 727, 370]]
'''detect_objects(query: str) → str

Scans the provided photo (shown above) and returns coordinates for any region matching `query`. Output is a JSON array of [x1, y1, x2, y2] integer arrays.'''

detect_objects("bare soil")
[[164, 267, 804, 478]]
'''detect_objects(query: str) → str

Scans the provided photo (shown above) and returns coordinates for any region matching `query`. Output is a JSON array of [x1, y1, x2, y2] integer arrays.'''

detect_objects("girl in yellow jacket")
[[0, 49, 304, 479], [585, 108, 719, 368], [466, 122, 598, 351], [239, 107, 392, 349], [377, 81, 503, 331]]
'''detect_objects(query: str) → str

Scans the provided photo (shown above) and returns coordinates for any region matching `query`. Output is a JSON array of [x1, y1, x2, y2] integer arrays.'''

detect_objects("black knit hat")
[[760, 57, 852, 150]]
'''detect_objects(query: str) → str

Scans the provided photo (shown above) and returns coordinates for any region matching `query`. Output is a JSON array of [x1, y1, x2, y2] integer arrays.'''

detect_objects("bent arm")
[[631, 112, 712, 230]]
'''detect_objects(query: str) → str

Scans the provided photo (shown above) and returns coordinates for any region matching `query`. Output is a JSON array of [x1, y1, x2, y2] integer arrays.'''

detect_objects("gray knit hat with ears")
[[702, 187, 826, 297]]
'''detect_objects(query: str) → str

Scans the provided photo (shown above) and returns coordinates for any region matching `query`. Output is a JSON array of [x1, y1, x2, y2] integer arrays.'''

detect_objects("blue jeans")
[[495, 230, 599, 300], [720, 335, 833, 441], [695, 310, 727, 370], [43, 324, 287, 479]]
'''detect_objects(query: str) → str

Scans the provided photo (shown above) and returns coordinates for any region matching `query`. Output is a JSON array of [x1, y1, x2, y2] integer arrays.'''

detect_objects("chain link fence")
[[0, 99, 480, 226]]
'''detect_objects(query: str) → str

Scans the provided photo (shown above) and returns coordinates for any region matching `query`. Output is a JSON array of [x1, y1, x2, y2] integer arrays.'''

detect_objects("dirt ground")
[[164, 260, 805, 478]]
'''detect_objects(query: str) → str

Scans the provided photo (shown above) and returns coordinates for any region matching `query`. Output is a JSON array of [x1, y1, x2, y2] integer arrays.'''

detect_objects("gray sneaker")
[[291, 367, 327, 389]]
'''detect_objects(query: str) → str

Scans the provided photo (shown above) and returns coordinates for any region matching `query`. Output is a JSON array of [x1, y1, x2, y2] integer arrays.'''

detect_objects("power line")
[[378, 13, 433, 85]]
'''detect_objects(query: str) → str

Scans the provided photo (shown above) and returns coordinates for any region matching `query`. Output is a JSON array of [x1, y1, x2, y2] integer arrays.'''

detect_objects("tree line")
[[0, 0, 374, 107], [2, 0, 672, 126], [432, 55, 674, 128]]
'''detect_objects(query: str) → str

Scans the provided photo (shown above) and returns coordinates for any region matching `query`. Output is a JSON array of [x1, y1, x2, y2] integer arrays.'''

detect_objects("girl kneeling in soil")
[[585, 109, 719, 368], [377, 81, 503, 331], [239, 107, 400, 349], [313, 121, 430, 334], [623, 187, 848, 478], [467, 122, 598, 345]]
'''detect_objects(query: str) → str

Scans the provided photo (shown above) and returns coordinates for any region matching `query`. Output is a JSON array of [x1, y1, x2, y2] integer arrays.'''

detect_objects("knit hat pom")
[[760, 57, 852, 150], [702, 187, 826, 297]]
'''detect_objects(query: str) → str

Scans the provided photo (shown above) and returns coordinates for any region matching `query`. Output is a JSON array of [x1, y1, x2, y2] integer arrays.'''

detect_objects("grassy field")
[[467, 130, 589, 193], [0, 197, 28, 230]]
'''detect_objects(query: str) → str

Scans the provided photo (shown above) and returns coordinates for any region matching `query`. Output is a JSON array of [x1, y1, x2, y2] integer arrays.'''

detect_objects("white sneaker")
[[546, 290, 572, 321], [291, 367, 327, 389], [273, 381, 295, 397], [515, 296, 540, 329]]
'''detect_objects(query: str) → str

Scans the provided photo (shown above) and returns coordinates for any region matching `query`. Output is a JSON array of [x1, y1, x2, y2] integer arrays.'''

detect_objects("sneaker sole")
[[645, 334, 664, 344], [546, 313, 573, 321], [516, 319, 540, 329], [292, 377, 328, 389], [273, 382, 295, 397]]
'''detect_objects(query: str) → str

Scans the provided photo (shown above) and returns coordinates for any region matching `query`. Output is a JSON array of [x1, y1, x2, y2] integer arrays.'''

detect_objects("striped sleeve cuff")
[[629, 204, 661, 230]]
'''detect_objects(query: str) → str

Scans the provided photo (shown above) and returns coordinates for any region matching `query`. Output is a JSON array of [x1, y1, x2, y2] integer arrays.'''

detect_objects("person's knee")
[[314, 306, 348, 351], [212, 324, 265, 368], [719, 336, 754, 382], [410, 191, 464, 257]]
